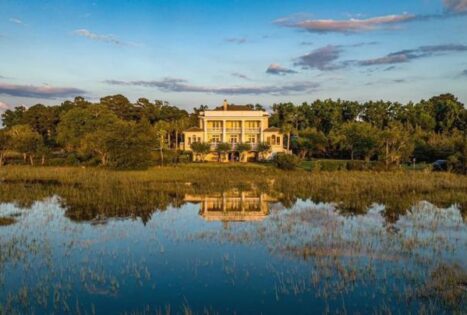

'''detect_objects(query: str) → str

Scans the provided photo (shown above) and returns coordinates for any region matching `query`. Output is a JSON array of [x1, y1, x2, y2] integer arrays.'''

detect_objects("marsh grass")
[[0, 216, 16, 226], [0, 165, 466, 221]]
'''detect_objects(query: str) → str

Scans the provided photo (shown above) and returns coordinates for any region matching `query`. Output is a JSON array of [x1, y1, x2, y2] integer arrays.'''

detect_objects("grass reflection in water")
[[0, 165, 466, 314]]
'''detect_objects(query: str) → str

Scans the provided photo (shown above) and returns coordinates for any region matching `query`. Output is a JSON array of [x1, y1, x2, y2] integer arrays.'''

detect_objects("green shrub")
[[273, 153, 301, 170], [310, 160, 347, 172], [65, 153, 81, 166]]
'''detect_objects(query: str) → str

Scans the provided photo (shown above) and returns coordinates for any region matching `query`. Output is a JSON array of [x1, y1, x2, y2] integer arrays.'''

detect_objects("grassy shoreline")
[[1, 164, 466, 221]]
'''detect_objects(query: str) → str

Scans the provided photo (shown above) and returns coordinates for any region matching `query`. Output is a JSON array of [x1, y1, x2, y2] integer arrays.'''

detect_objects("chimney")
[[223, 99, 228, 111]]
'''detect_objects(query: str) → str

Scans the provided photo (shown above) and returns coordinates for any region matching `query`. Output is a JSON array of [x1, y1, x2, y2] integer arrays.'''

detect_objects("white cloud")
[[9, 18, 25, 25], [73, 29, 125, 46]]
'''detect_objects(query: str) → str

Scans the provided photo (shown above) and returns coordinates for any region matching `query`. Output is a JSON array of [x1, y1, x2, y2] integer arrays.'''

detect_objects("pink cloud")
[[274, 13, 416, 33], [0, 83, 85, 99], [0, 101, 11, 111], [443, 0, 467, 13]]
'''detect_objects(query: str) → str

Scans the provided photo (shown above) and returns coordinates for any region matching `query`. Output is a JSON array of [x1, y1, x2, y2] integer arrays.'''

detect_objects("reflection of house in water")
[[185, 191, 277, 222]]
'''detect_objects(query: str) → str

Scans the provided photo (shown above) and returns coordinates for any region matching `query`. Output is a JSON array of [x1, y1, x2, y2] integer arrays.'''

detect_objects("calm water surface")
[[0, 192, 466, 314]]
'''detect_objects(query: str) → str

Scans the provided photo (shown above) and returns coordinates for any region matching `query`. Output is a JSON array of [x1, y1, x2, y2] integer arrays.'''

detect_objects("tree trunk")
[[0, 153, 4, 166], [350, 149, 354, 161], [41, 154, 46, 166], [23, 153, 27, 163], [287, 133, 291, 151], [160, 135, 164, 166], [167, 133, 171, 149], [29, 154, 34, 166], [175, 130, 179, 151]]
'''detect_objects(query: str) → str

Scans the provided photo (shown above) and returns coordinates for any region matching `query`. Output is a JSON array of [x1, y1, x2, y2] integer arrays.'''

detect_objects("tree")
[[172, 117, 192, 151], [330, 122, 379, 161], [426, 94, 465, 133], [154, 120, 170, 165], [22, 104, 58, 144], [294, 128, 327, 159], [106, 121, 153, 169], [273, 153, 301, 170], [236, 143, 252, 162], [0, 130, 10, 166], [215, 142, 231, 162], [281, 123, 294, 152], [190, 142, 211, 162], [100, 94, 141, 121], [362, 101, 394, 128], [80, 120, 153, 169], [1, 106, 26, 128], [8, 125, 43, 165], [256, 142, 271, 161], [378, 123, 414, 169], [57, 105, 120, 151]]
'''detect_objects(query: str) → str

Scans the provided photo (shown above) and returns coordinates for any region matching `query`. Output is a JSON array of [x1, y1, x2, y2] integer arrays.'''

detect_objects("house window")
[[209, 121, 222, 130], [228, 121, 241, 129], [246, 121, 260, 128], [188, 137, 192, 145], [230, 135, 239, 144], [247, 134, 256, 144], [267, 137, 271, 144], [210, 134, 221, 143], [276, 136, 281, 145]]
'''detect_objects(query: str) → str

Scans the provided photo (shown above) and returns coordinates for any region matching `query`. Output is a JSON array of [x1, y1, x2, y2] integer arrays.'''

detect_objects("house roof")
[[184, 127, 203, 132], [263, 127, 281, 132], [213, 104, 255, 111]]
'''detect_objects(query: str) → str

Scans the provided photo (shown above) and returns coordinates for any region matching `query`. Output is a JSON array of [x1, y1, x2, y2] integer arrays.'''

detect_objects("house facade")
[[182, 100, 286, 161]]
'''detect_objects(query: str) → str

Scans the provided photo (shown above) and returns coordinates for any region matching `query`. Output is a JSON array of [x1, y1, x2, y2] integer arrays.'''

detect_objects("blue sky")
[[0, 0, 466, 111]]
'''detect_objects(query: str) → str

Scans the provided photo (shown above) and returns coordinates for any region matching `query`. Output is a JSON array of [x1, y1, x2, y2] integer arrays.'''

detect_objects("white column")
[[241, 120, 245, 143], [222, 120, 226, 142], [204, 119, 207, 143], [260, 120, 264, 143]]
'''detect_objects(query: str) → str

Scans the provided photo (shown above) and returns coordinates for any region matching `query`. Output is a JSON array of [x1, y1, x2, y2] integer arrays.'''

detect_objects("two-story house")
[[182, 100, 286, 161]]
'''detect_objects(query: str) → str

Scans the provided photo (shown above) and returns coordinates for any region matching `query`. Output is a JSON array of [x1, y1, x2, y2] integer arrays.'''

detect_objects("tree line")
[[0, 93, 466, 172], [270, 94, 466, 172]]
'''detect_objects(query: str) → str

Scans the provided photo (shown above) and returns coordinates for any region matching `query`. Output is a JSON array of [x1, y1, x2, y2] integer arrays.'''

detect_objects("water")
[[0, 192, 466, 314]]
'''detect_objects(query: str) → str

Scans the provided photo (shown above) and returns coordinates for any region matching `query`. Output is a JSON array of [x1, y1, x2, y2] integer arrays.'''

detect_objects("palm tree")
[[173, 117, 191, 151], [154, 121, 170, 166], [281, 122, 294, 152]]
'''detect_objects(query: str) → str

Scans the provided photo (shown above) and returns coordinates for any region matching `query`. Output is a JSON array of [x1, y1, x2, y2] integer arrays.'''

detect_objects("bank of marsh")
[[0, 164, 466, 221]]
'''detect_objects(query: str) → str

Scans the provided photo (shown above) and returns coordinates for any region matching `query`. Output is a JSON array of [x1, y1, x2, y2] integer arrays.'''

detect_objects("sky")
[[0, 0, 467, 112]]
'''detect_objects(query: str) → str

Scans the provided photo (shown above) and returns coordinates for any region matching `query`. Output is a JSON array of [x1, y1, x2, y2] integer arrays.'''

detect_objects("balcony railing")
[[209, 143, 258, 151], [207, 127, 222, 132], [226, 128, 242, 133], [207, 127, 261, 133], [245, 128, 261, 133]]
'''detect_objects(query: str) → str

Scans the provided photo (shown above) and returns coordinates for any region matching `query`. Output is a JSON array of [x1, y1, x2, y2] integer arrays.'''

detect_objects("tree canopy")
[[0, 93, 465, 172]]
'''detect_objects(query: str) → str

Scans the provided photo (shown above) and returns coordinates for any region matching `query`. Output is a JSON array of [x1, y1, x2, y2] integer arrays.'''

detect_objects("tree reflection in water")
[[0, 188, 465, 314]]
